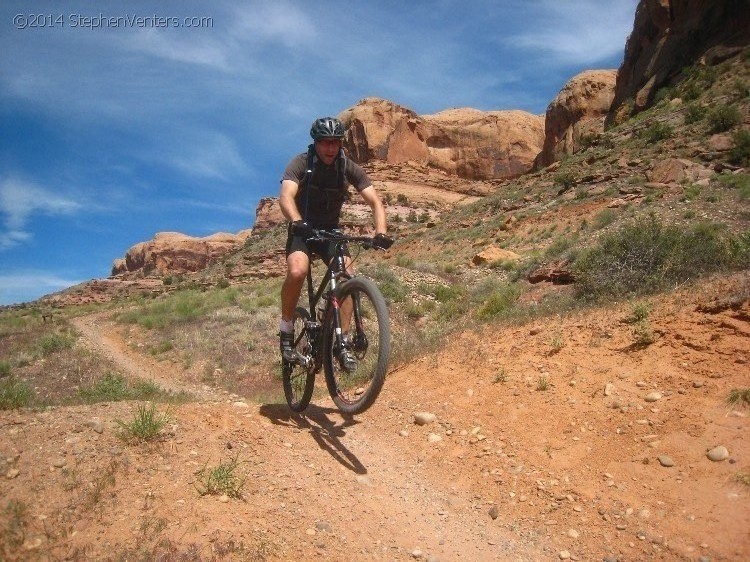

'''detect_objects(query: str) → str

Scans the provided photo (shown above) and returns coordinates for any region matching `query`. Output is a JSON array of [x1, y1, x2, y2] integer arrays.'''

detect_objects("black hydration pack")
[[300, 143, 348, 222]]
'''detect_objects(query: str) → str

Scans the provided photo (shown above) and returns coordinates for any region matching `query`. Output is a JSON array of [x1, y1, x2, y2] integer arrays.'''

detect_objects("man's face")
[[315, 138, 342, 165]]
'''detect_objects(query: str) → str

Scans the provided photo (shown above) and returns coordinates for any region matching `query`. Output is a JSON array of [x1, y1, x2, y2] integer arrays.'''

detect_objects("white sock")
[[279, 319, 294, 333]]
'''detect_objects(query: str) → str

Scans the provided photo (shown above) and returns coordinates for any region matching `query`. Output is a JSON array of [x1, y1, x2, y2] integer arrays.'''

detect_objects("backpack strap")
[[302, 144, 316, 222]]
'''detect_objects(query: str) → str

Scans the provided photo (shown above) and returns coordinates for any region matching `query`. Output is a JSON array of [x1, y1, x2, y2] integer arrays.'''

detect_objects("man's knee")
[[286, 253, 309, 282]]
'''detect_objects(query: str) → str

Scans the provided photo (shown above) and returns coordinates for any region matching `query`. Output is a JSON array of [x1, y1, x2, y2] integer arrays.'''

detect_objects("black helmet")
[[310, 117, 345, 140]]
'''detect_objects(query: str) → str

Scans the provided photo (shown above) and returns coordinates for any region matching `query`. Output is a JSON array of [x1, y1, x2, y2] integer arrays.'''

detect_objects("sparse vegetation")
[[116, 403, 172, 443], [574, 216, 749, 300], [536, 375, 550, 391], [0, 376, 34, 409], [638, 121, 674, 143], [707, 103, 742, 133], [728, 129, 750, 166], [195, 455, 247, 499], [726, 388, 750, 409]]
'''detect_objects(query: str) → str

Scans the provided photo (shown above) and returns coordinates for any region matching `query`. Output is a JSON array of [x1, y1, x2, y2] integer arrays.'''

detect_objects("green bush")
[[707, 104, 742, 133], [684, 103, 707, 125], [0, 377, 34, 409], [0, 360, 10, 377], [477, 283, 522, 319], [573, 216, 745, 300], [638, 122, 674, 143], [728, 129, 750, 166], [554, 171, 577, 190], [38, 331, 76, 356]]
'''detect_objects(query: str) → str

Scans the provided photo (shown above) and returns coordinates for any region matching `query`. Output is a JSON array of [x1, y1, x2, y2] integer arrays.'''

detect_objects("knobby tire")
[[322, 277, 391, 414], [282, 307, 315, 412]]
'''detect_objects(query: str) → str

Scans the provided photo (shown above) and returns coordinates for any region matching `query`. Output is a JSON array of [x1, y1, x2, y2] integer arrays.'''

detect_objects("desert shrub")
[[0, 360, 10, 377], [718, 173, 750, 200], [638, 121, 673, 143], [593, 208, 617, 230], [38, 331, 76, 356], [554, 171, 577, 190], [396, 193, 408, 204], [573, 216, 744, 300], [477, 283, 522, 320], [683, 103, 707, 124], [707, 104, 742, 133], [653, 87, 673, 104], [117, 288, 240, 329], [728, 129, 750, 166], [116, 403, 172, 443], [365, 265, 407, 303]]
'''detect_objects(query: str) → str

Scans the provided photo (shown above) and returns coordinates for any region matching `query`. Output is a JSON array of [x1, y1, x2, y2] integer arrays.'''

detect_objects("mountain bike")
[[282, 229, 391, 415]]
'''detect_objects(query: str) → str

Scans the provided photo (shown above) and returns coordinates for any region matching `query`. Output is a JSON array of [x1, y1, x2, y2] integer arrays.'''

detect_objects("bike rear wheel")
[[323, 277, 391, 414], [282, 307, 316, 412]]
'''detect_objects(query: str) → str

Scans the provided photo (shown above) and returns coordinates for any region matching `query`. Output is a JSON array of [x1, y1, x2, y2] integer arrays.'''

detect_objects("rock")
[[411, 549, 423, 559], [114, 230, 252, 276], [644, 392, 662, 402], [340, 97, 545, 180], [218, 494, 230, 503], [51, 457, 67, 468], [427, 433, 443, 443], [607, 0, 750, 119], [567, 529, 579, 539], [530, 326, 543, 335], [535, 70, 617, 168], [707, 446, 729, 462], [414, 412, 437, 426], [489, 504, 499, 520], [6, 468, 20, 479], [232, 401, 249, 409], [527, 261, 574, 284], [605, 383, 615, 397], [559, 551, 571, 560], [471, 246, 521, 266], [85, 419, 104, 434], [658, 455, 675, 467]]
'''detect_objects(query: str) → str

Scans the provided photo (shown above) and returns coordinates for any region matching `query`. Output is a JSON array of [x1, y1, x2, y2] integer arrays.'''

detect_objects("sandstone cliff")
[[535, 70, 617, 168], [339, 98, 545, 180], [608, 0, 750, 120], [111, 230, 252, 277]]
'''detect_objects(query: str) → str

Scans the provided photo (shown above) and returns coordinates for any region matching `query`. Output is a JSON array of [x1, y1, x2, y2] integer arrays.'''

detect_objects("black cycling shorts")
[[285, 224, 350, 264]]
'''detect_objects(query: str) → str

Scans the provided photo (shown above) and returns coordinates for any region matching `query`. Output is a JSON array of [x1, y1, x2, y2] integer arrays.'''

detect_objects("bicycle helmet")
[[310, 117, 346, 140]]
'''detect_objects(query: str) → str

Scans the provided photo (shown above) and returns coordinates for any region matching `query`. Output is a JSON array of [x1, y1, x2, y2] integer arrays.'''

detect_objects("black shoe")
[[279, 331, 297, 364]]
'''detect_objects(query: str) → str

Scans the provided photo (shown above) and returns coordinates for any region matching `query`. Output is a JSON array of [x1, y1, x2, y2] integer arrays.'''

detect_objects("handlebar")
[[307, 229, 385, 249]]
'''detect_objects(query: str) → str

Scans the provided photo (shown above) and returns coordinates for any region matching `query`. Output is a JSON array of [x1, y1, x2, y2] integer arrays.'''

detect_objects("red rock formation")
[[340, 98, 544, 181], [535, 70, 617, 168], [112, 230, 251, 277], [253, 197, 285, 231], [608, 0, 750, 120]]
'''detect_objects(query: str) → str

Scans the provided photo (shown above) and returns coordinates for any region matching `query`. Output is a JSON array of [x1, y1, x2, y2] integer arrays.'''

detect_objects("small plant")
[[493, 367, 508, 384], [682, 184, 701, 202], [593, 208, 617, 230], [735, 472, 750, 487], [195, 455, 247, 499], [477, 283, 522, 320], [395, 254, 414, 268], [217, 278, 231, 289], [116, 403, 171, 443], [0, 377, 34, 409], [0, 360, 10, 377], [1, 499, 28, 553], [628, 302, 651, 323], [550, 334, 565, 354], [632, 321, 656, 347], [726, 388, 750, 408], [536, 375, 550, 391], [38, 331, 76, 356], [707, 104, 742, 133], [396, 193, 408, 205]]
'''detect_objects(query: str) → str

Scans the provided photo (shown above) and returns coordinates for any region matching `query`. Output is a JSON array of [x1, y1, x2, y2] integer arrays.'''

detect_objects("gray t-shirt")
[[282, 152, 372, 226]]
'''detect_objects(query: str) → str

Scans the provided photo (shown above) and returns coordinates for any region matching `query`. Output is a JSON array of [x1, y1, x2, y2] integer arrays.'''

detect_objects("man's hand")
[[290, 220, 311, 238], [372, 233, 394, 250]]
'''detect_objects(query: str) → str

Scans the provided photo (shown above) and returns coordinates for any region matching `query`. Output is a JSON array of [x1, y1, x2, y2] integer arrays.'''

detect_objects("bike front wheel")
[[322, 277, 391, 415], [282, 307, 316, 412]]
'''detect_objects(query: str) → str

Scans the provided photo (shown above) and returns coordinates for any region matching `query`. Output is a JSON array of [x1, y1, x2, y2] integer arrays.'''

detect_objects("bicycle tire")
[[322, 277, 391, 414], [282, 307, 315, 412]]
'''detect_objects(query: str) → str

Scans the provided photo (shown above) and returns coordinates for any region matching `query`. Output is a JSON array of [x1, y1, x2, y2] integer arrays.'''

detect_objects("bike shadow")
[[258, 403, 367, 475]]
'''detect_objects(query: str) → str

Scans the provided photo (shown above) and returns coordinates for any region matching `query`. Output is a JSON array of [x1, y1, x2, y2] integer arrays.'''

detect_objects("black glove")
[[372, 233, 394, 250], [290, 220, 311, 238]]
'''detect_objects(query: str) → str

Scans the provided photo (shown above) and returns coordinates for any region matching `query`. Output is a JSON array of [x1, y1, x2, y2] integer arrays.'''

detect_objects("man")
[[278, 116, 393, 363]]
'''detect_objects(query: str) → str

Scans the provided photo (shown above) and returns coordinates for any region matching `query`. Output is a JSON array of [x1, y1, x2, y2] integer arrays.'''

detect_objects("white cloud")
[[505, 0, 636, 66], [0, 271, 83, 305], [0, 178, 82, 250]]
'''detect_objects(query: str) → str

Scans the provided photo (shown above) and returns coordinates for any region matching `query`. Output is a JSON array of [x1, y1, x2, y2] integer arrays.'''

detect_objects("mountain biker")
[[278, 116, 393, 364]]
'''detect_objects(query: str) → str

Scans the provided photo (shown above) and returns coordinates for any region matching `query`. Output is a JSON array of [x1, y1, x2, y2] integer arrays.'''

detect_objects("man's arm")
[[279, 179, 303, 222], [359, 185, 387, 234]]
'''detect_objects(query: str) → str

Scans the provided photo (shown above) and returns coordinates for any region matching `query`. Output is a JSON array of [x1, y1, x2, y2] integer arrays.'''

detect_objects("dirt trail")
[[3, 275, 750, 561]]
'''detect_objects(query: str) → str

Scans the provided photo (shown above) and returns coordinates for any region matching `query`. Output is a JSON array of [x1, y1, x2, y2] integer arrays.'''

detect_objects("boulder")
[[340, 98, 544, 181], [472, 246, 521, 266], [253, 197, 285, 232], [535, 70, 618, 168], [647, 158, 712, 183]]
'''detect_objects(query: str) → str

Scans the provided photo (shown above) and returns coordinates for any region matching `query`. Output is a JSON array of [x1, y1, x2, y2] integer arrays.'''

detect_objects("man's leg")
[[279, 251, 309, 363]]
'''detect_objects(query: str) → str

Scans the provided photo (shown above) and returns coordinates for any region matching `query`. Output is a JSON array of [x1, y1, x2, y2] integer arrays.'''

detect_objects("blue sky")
[[0, 0, 638, 305]]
